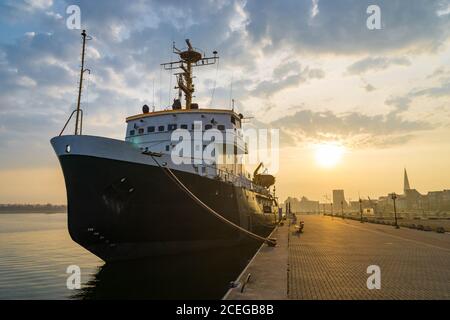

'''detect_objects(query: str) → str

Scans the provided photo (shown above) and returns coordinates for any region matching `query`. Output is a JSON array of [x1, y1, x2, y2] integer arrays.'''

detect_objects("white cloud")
[[347, 56, 411, 75], [310, 0, 319, 18], [45, 10, 62, 20], [25, 0, 53, 10]]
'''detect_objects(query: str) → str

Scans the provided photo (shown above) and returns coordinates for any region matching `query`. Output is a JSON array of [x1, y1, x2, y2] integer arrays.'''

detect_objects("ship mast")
[[161, 39, 218, 109], [74, 30, 91, 135]]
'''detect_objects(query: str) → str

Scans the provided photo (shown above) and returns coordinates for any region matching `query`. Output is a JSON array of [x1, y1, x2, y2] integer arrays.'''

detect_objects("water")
[[0, 213, 258, 299]]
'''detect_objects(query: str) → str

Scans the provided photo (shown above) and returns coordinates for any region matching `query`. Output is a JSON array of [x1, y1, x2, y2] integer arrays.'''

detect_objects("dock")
[[224, 215, 450, 300]]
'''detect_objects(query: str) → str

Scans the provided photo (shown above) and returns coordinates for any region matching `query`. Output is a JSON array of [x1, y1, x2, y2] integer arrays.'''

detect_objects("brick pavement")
[[288, 215, 450, 299]]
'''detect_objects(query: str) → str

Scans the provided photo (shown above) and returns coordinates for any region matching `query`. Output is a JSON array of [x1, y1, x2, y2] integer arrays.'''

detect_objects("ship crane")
[[253, 162, 275, 188], [161, 39, 219, 110]]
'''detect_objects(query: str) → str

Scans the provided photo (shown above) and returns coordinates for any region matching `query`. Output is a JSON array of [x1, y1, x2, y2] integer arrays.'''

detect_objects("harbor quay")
[[225, 214, 450, 300]]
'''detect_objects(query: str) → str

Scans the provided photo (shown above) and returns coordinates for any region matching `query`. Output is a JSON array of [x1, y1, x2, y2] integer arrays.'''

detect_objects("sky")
[[0, 0, 449, 204]]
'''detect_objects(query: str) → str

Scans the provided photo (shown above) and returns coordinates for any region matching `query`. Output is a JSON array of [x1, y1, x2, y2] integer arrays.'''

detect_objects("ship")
[[51, 30, 278, 262]]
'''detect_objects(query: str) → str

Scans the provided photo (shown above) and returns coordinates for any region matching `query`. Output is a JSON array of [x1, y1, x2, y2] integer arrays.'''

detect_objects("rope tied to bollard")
[[150, 155, 277, 247]]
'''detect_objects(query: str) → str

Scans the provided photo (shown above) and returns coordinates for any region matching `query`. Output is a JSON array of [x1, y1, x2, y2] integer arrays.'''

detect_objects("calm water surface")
[[0, 213, 258, 299]]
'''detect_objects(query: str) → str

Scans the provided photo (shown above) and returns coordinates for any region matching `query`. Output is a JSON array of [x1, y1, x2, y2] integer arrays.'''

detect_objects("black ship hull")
[[53, 136, 277, 261]]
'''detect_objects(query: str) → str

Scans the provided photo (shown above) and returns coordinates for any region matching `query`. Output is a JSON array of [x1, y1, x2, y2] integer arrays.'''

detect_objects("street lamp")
[[341, 200, 344, 219], [331, 203, 333, 217], [390, 192, 399, 229], [359, 198, 363, 223]]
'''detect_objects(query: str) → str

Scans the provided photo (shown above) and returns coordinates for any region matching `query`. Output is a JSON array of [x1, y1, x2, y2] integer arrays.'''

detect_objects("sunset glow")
[[314, 143, 345, 168]]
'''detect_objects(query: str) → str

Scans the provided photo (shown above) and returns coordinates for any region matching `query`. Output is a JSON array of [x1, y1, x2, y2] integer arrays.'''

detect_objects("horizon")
[[0, 1, 450, 203], [0, 166, 445, 206]]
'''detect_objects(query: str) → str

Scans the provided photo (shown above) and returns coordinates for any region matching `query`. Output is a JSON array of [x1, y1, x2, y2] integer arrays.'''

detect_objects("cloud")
[[385, 96, 412, 113], [310, 0, 320, 19], [411, 79, 450, 98], [200, 60, 325, 107], [268, 108, 433, 148], [359, 78, 376, 92], [25, 0, 53, 10], [244, 0, 450, 54], [0, 0, 448, 172], [385, 76, 450, 115], [273, 61, 300, 78], [252, 62, 325, 97], [427, 67, 449, 79], [364, 83, 376, 92], [347, 56, 411, 75]]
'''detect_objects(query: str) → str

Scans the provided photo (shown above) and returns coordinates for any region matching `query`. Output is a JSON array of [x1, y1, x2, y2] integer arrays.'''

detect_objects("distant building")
[[284, 196, 320, 213], [378, 169, 450, 215], [333, 190, 347, 209], [404, 168, 411, 193], [349, 201, 360, 212], [298, 196, 319, 213], [349, 199, 378, 214], [421, 190, 450, 211], [284, 197, 301, 213]]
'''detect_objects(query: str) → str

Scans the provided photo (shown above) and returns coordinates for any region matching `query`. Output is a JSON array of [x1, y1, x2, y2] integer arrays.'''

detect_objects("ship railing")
[[144, 149, 271, 195], [199, 163, 270, 195]]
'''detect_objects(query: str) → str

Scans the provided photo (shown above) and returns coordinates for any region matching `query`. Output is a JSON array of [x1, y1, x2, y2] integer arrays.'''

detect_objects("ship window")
[[130, 130, 135, 136], [165, 145, 170, 151], [218, 125, 225, 131], [147, 126, 155, 133], [231, 116, 236, 124], [138, 128, 144, 134], [158, 125, 165, 132], [180, 124, 188, 129], [168, 124, 177, 131], [205, 124, 213, 130]]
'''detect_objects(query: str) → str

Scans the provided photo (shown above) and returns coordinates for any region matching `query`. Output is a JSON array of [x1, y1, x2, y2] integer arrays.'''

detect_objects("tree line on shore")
[[0, 204, 67, 213]]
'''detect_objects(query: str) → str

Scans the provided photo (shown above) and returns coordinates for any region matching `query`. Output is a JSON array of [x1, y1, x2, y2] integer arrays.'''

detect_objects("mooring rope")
[[150, 155, 277, 246]]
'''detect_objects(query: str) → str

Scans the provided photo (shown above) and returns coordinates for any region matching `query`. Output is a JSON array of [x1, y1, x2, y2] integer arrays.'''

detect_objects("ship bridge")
[[123, 39, 253, 182]]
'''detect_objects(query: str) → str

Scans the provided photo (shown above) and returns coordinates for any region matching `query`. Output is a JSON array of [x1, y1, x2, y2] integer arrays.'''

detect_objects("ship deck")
[[224, 214, 450, 300]]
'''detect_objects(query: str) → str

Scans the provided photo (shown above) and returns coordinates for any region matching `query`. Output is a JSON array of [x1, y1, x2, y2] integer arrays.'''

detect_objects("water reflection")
[[73, 243, 260, 300]]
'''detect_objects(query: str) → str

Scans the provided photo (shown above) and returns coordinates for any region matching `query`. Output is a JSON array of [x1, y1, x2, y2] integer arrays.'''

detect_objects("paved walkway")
[[288, 215, 450, 299], [225, 215, 450, 300], [224, 223, 288, 300]]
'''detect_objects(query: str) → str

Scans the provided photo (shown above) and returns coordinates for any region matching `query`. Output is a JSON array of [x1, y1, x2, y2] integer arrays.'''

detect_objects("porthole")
[[65, 145, 71, 153]]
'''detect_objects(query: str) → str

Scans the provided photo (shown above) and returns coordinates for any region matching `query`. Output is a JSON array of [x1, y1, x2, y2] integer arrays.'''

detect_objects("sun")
[[314, 142, 345, 168]]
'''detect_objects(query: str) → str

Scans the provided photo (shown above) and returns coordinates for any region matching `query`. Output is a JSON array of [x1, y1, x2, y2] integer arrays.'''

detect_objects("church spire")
[[403, 168, 411, 193]]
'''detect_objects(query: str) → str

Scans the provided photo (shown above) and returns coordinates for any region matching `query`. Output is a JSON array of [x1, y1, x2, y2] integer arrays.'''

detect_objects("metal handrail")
[[145, 150, 270, 195]]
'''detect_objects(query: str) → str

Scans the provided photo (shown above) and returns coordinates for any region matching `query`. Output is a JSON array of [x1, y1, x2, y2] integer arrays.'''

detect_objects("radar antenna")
[[161, 39, 219, 109]]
